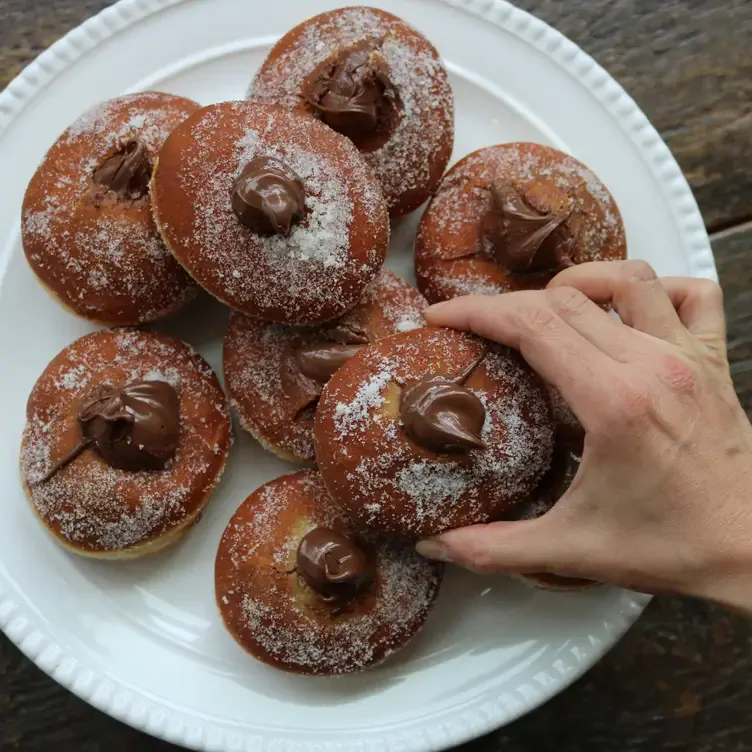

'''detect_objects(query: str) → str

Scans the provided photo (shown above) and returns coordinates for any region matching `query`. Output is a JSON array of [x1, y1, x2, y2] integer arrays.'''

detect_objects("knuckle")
[[621, 259, 658, 284], [544, 285, 591, 317], [657, 354, 698, 397], [607, 379, 654, 425], [696, 278, 724, 307], [516, 303, 559, 338]]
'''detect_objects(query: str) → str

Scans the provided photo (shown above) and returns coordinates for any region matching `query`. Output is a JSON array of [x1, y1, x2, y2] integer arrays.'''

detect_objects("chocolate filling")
[[231, 156, 305, 235], [400, 355, 487, 453], [304, 38, 399, 148], [482, 182, 577, 274], [295, 343, 366, 383], [37, 380, 180, 483], [91, 138, 152, 200], [296, 527, 373, 603], [284, 320, 371, 422]]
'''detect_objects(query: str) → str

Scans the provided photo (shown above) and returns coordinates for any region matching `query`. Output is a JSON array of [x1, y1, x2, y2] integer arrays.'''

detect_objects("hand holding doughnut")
[[416, 260, 752, 615]]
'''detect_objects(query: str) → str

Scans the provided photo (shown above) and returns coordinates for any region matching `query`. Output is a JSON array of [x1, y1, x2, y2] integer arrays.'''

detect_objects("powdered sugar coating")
[[152, 101, 389, 324], [249, 6, 454, 217], [223, 269, 427, 462], [214, 469, 442, 675], [415, 143, 627, 303], [22, 93, 200, 325], [315, 327, 555, 538], [21, 329, 232, 554]]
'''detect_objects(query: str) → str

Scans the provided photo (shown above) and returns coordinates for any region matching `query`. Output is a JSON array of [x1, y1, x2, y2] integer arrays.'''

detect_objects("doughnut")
[[249, 6, 454, 217], [152, 100, 389, 325], [415, 143, 627, 303], [20, 329, 232, 559], [214, 469, 442, 675], [223, 269, 427, 463], [22, 92, 200, 325], [314, 327, 555, 538]]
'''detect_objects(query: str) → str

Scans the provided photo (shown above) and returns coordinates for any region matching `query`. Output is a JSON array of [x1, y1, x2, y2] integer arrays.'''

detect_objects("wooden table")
[[2, 1, 752, 750]]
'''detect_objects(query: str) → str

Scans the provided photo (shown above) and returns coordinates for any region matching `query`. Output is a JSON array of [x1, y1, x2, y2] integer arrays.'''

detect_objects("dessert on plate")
[[214, 469, 443, 675], [223, 268, 427, 463], [415, 142, 627, 303], [22, 92, 200, 325], [249, 6, 454, 217], [20, 328, 232, 559], [314, 326, 555, 538], [152, 100, 389, 325]]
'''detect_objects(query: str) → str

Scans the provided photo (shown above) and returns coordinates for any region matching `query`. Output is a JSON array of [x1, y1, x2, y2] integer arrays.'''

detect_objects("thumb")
[[415, 514, 589, 577]]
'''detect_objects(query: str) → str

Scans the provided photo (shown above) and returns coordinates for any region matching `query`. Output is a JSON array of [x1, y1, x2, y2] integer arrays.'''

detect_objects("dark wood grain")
[[718, 222, 752, 416], [2, 1, 752, 751], [514, 0, 752, 234]]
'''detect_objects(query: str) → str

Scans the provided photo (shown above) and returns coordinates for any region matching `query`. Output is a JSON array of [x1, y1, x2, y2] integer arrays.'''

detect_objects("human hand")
[[416, 260, 752, 615]]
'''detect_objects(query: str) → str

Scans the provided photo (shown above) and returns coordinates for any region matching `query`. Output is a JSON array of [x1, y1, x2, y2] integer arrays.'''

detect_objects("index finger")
[[424, 291, 623, 429]]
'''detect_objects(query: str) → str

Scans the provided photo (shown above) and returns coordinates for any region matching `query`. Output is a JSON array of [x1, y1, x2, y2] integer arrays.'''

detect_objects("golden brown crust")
[[415, 143, 628, 303], [151, 100, 389, 324], [214, 469, 442, 675], [223, 269, 427, 462], [314, 327, 555, 538], [20, 329, 232, 555], [21, 475, 209, 560], [22, 92, 200, 325], [249, 6, 454, 217]]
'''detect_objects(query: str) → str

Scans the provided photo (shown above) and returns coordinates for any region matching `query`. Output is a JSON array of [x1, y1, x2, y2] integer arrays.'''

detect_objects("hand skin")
[[415, 260, 752, 616]]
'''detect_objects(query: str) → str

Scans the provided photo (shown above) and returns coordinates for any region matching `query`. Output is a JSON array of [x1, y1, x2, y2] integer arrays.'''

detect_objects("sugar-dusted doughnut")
[[20, 329, 232, 558], [214, 469, 442, 675], [415, 143, 627, 303], [314, 327, 555, 538], [22, 92, 200, 325], [249, 7, 454, 217]]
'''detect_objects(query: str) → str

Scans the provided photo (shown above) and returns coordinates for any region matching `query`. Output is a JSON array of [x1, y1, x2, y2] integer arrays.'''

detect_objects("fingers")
[[660, 276, 726, 355], [415, 516, 593, 577], [550, 260, 685, 343], [425, 290, 624, 428]]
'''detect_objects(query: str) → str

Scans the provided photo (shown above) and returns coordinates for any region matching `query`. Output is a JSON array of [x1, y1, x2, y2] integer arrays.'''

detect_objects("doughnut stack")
[[19, 6, 626, 675]]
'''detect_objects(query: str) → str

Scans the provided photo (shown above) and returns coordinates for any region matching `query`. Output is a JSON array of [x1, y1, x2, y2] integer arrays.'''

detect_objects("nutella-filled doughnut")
[[315, 327, 555, 538], [249, 7, 454, 217], [223, 269, 427, 463], [215, 469, 442, 675], [22, 92, 200, 325], [415, 143, 627, 303], [20, 329, 232, 559], [152, 101, 389, 325]]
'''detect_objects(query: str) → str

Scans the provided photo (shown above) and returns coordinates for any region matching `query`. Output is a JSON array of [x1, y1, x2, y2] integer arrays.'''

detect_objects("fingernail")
[[415, 539, 453, 562]]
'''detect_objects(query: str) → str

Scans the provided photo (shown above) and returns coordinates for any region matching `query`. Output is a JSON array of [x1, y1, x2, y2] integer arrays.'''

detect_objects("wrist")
[[687, 516, 752, 616]]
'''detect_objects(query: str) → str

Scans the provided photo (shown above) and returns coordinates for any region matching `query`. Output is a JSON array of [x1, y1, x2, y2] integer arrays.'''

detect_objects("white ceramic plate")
[[0, 0, 714, 750]]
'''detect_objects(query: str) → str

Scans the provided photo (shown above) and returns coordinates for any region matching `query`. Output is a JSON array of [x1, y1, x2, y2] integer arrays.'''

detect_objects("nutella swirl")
[[295, 343, 365, 383], [296, 527, 373, 602], [231, 156, 305, 235], [484, 182, 576, 274], [38, 380, 180, 482], [91, 138, 152, 200], [307, 39, 391, 137], [400, 356, 487, 453]]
